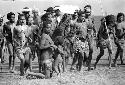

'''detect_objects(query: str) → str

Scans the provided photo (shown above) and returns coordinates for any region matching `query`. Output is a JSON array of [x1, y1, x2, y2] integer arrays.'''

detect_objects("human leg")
[[94, 47, 104, 69], [77, 52, 84, 71], [7, 43, 15, 71], [70, 52, 79, 70], [87, 42, 94, 71]]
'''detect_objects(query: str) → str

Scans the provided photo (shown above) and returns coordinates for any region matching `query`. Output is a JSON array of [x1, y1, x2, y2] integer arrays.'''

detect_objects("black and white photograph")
[[0, 0, 125, 85]]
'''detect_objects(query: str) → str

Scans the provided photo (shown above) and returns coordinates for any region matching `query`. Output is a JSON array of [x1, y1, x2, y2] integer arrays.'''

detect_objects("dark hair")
[[117, 12, 124, 22], [44, 7, 54, 13], [78, 10, 85, 17], [41, 12, 52, 21], [105, 15, 115, 26], [43, 20, 52, 28], [7, 12, 15, 20], [84, 5, 91, 9]]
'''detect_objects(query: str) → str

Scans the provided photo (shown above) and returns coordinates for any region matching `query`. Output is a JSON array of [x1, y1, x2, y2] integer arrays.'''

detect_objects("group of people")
[[0, 4, 124, 79]]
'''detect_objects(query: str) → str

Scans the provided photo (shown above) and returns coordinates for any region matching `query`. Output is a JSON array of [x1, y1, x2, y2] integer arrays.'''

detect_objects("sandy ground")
[[0, 41, 125, 85], [0, 65, 125, 85]]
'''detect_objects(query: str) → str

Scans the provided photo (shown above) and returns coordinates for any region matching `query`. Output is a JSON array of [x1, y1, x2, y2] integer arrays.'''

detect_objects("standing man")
[[113, 13, 125, 66], [13, 14, 31, 76], [27, 16, 39, 71], [22, 7, 32, 25], [70, 12, 78, 32], [32, 8, 41, 27], [0, 15, 4, 63], [3, 12, 16, 72], [0, 15, 4, 34], [54, 9, 62, 26], [43, 7, 58, 39], [42, 7, 54, 22], [42, 7, 58, 38], [84, 5, 96, 70], [94, 15, 115, 69], [70, 11, 88, 71]]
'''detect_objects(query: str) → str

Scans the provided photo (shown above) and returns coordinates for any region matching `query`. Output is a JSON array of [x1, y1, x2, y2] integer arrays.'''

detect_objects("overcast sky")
[[0, 0, 125, 16]]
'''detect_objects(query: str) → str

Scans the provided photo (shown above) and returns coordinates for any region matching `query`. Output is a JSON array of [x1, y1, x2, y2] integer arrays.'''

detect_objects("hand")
[[4, 34, 8, 37], [50, 44, 57, 49], [29, 38, 33, 43]]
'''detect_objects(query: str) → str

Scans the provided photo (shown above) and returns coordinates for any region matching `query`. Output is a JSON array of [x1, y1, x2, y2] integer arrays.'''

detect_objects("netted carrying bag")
[[73, 36, 89, 53]]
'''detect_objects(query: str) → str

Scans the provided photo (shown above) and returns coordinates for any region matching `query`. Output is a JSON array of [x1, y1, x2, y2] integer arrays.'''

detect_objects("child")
[[53, 36, 64, 75], [38, 21, 57, 78]]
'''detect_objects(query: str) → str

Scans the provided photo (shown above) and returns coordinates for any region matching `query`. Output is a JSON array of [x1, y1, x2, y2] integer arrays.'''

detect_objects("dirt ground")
[[0, 65, 125, 85], [0, 41, 125, 85]]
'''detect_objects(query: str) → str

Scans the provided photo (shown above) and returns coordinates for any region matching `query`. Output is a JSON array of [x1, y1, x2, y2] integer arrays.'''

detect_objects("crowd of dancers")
[[0, 4, 125, 79]]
